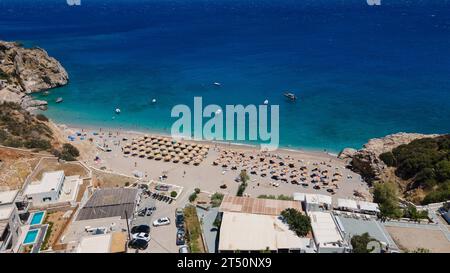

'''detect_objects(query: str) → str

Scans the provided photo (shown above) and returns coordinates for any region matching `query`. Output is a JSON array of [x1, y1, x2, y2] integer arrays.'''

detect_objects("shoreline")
[[53, 120, 341, 161]]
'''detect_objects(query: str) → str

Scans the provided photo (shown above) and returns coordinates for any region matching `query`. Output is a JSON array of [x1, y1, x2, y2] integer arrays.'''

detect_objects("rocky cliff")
[[0, 41, 68, 111], [339, 133, 440, 182]]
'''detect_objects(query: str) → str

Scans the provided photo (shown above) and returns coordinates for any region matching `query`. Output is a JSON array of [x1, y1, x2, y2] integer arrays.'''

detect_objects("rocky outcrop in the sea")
[[339, 133, 440, 182], [0, 41, 68, 111]]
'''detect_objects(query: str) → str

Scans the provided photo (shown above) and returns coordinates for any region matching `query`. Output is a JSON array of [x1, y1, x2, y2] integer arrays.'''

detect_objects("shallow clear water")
[[1, 0, 450, 152]]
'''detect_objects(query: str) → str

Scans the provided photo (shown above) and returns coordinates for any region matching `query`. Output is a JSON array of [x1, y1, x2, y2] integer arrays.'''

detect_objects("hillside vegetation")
[[0, 102, 79, 161], [0, 102, 53, 150], [380, 135, 450, 204]]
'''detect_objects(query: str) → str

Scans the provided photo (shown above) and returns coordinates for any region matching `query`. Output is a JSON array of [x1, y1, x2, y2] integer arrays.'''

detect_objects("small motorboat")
[[55, 97, 63, 103], [283, 92, 297, 101], [43, 91, 50, 96], [263, 99, 269, 105], [115, 108, 121, 114], [151, 98, 157, 103], [213, 82, 222, 87]]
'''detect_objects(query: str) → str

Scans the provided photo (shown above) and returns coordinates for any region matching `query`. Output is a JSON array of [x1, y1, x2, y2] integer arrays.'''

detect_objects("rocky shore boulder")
[[340, 133, 441, 182], [0, 41, 68, 111]]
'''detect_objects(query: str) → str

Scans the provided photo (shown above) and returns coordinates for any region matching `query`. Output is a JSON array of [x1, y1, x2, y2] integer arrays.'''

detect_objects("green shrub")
[[373, 182, 402, 219], [380, 152, 396, 167], [194, 188, 201, 194], [24, 139, 51, 150], [211, 192, 224, 207], [35, 114, 49, 122], [62, 143, 79, 157], [189, 192, 198, 202], [171, 191, 178, 198]]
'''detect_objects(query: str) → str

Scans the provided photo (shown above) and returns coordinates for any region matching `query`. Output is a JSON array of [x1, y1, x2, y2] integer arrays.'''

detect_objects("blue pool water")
[[30, 211, 45, 226], [1, 0, 450, 152], [23, 229, 39, 245]]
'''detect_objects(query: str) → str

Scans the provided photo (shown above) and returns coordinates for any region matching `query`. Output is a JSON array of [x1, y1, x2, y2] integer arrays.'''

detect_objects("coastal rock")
[[337, 148, 357, 161], [0, 40, 68, 110], [342, 133, 440, 182]]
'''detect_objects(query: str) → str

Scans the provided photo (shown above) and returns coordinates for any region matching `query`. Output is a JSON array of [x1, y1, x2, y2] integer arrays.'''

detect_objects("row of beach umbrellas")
[[122, 135, 209, 165]]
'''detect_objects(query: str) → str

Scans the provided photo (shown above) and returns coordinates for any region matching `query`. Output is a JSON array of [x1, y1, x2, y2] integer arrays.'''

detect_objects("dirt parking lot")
[[386, 226, 450, 253]]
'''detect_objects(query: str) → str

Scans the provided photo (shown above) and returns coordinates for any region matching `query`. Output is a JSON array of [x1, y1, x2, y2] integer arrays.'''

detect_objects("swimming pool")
[[30, 211, 45, 226], [23, 229, 39, 245]]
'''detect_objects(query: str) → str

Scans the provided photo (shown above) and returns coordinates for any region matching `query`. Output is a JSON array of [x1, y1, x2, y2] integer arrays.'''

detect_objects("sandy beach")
[[54, 122, 371, 206]]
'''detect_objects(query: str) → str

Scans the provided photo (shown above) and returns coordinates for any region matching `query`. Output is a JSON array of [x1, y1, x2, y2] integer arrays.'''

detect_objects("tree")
[[280, 208, 311, 237], [373, 182, 402, 219], [436, 160, 450, 182], [170, 191, 178, 198], [239, 170, 249, 183], [351, 233, 379, 253], [189, 192, 198, 202], [62, 143, 80, 157]]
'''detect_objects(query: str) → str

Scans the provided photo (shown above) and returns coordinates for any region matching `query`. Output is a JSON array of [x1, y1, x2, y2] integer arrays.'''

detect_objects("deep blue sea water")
[[1, 0, 450, 152]]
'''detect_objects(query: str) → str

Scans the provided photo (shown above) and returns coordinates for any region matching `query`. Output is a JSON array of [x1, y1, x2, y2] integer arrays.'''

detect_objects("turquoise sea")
[[1, 0, 450, 152]]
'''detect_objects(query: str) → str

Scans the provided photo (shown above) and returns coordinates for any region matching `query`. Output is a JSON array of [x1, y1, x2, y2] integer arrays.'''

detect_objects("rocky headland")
[[0, 41, 68, 111], [339, 132, 441, 183]]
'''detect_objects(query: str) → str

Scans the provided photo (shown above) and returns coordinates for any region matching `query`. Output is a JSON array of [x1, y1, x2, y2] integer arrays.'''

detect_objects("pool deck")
[[31, 225, 48, 253]]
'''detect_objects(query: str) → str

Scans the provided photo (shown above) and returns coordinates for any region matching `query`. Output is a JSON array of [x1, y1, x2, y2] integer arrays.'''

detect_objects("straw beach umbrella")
[[164, 155, 172, 162], [173, 156, 180, 163]]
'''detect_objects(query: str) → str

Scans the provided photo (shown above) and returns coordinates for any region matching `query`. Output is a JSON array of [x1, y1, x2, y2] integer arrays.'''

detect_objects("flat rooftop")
[[309, 211, 345, 248], [220, 195, 303, 216], [24, 170, 64, 195], [0, 205, 14, 221], [0, 190, 18, 205], [336, 216, 398, 248], [219, 211, 310, 251]]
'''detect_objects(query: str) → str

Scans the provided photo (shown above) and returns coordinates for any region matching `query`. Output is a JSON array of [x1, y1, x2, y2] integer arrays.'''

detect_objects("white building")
[[309, 211, 351, 253], [24, 171, 65, 204], [218, 211, 314, 253], [337, 198, 359, 212], [0, 190, 21, 252], [294, 192, 332, 211], [23, 171, 81, 206]]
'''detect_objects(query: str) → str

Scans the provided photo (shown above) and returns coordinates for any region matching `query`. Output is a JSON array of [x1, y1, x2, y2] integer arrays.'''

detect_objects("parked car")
[[131, 225, 150, 235], [153, 217, 170, 227], [176, 230, 185, 245], [128, 238, 148, 250], [132, 232, 151, 242], [179, 245, 190, 253], [146, 209, 153, 216], [138, 208, 147, 217]]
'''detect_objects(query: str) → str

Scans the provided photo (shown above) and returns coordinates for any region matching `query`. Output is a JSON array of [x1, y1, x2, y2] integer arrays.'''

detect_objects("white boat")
[[152, 98, 157, 103], [55, 97, 63, 103], [283, 92, 297, 101], [213, 82, 221, 86], [115, 108, 121, 114], [263, 99, 269, 105]]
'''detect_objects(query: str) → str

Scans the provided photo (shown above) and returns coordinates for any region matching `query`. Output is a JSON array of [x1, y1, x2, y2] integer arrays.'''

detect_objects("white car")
[[131, 232, 151, 242], [153, 217, 171, 227]]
